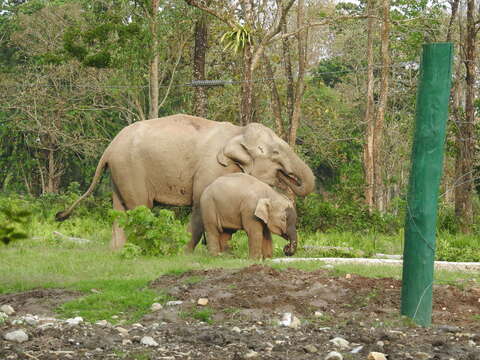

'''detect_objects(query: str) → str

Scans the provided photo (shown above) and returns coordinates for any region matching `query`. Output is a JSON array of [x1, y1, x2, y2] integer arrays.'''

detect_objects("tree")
[[192, 12, 209, 117]]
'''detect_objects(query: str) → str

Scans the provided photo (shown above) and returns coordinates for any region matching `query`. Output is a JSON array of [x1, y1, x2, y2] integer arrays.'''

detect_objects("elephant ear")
[[216, 134, 253, 173], [254, 198, 270, 224]]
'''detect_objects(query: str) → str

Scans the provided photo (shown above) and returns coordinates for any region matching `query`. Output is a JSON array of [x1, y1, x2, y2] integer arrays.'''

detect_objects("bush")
[[296, 193, 401, 234], [0, 199, 32, 245], [112, 206, 189, 257]]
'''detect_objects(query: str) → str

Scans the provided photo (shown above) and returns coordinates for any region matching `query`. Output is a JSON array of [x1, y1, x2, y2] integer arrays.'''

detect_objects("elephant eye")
[[273, 150, 280, 155]]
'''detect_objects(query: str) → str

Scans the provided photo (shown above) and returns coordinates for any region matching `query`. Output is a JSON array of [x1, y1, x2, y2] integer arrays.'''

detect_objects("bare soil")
[[1, 265, 479, 359]]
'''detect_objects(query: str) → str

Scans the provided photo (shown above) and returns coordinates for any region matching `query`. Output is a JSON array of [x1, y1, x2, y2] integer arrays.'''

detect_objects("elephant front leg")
[[245, 222, 264, 260], [262, 228, 273, 259]]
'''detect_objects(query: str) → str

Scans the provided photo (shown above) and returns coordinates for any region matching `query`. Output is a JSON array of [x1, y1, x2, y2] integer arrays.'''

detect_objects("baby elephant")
[[190, 173, 298, 259]]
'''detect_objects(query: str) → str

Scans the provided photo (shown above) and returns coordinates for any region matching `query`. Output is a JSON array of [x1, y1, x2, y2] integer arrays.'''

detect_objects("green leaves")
[[111, 206, 189, 257], [0, 201, 31, 245], [220, 25, 252, 54]]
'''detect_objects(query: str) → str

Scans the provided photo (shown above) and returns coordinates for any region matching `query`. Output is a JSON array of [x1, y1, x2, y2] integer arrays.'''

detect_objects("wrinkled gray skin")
[[56, 114, 314, 250], [192, 173, 298, 259]]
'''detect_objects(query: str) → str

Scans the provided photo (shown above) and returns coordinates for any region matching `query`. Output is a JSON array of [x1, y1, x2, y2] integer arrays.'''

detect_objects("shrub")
[[0, 199, 32, 245], [112, 206, 189, 257]]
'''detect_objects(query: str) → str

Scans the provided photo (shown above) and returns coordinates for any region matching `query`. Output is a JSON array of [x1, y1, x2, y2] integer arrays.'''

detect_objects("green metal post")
[[400, 43, 453, 327]]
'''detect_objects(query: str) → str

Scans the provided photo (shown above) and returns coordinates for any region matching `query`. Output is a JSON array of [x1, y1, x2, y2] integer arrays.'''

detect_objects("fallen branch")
[[53, 231, 91, 244]]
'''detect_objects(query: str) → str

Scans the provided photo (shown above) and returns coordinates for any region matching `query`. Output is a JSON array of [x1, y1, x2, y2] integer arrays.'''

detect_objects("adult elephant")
[[56, 114, 315, 250]]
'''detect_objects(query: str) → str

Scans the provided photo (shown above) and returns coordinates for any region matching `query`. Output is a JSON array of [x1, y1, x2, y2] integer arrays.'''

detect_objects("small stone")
[[122, 339, 132, 345], [111, 315, 119, 319], [131, 323, 144, 328], [140, 336, 158, 347], [231, 326, 241, 333], [350, 345, 363, 354], [278, 312, 300, 328], [368, 352, 387, 360], [314, 311, 323, 317], [151, 303, 163, 312], [415, 352, 432, 360], [95, 320, 109, 327], [0, 312, 7, 325], [166, 300, 183, 306], [38, 322, 55, 330], [303, 344, 318, 353], [323, 264, 334, 269], [244, 350, 259, 359], [376, 340, 384, 348], [4, 329, 28, 343], [116, 327, 129, 336], [0, 305, 15, 315], [65, 317, 83, 326], [23, 316, 38, 326], [468, 340, 476, 347], [197, 298, 209, 306], [330, 337, 350, 350], [325, 351, 343, 360], [345, 273, 352, 279]]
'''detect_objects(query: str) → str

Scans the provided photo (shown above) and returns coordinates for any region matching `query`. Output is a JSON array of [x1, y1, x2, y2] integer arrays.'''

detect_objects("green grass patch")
[[180, 307, 214, 324], [58, 279, 171, 324]]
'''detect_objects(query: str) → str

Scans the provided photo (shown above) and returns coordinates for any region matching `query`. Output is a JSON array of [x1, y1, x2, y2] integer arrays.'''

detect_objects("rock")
[[197, 298, 209, 306], [116, 327, 129, 337], [415, 352, 432, 360], [166, 300, 183, 306], [330, 337, 350, 350], [314, 311, 323, 317], [345, 273, 352, 279], [4, 329, 28, 343], [131, 323, 144, 328], [468, 340, 477, 347], [325, 351, 343, 360], [244, 350, 259, 359], [122, 339, 132, 346], [438, 325, 461, 333], [368, 352, 387, 360], [96, 320, 109, 327], [0, 312, 8, 325], [151, 302, 163, 311], [0, 305, 15, 315], [65, 316, 83, 326], [323, 264, 334, 269], [231, 326, 241, 333], [38, 322, 55, 330], [303, 344, 318, 353], [350, 346, 363, 354], [140, 336, 158, 347], [23, 316, 38, 326], [278, 313, 300, 328]]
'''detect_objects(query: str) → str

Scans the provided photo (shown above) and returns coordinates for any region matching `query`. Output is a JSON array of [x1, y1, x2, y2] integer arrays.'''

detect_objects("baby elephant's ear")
[[254, 198, 270, 224]]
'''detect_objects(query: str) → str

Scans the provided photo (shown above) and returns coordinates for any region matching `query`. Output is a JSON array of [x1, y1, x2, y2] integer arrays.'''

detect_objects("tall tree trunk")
[[240, 0, 254, 125], [363, 0, 375, 212], [455, 0, 476, 232], [446, 0, 459, 42], [263, 55, 286, 140], [282, 21, 295, 121], [149, 0, 159, 119], [373, 0, 390, 212], [288, 0, 306, 147], [193, 14, 208, 117]]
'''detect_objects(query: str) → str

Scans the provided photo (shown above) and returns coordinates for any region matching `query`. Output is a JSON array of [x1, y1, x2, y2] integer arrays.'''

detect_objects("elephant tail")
[[55, 150, 109, 222]]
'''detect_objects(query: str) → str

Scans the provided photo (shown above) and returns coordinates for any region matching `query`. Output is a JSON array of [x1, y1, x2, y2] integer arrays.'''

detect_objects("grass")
[[0, 196, 478, 324]]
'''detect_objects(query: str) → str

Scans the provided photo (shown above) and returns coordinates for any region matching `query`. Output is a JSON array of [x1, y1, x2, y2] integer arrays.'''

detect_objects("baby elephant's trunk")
[[283, 229, 297, 256]]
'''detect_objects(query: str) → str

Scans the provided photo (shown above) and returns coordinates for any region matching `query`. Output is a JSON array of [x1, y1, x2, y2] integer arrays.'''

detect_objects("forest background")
[[0, 0, 478, 258]]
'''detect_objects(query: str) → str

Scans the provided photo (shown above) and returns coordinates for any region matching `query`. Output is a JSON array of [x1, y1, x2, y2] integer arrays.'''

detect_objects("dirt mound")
[[0, 288, 80, 317], [150, 264, 480, 325]]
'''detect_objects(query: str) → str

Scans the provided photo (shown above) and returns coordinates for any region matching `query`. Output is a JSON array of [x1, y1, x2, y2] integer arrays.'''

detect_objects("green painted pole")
[[400, 43, 453, 327]]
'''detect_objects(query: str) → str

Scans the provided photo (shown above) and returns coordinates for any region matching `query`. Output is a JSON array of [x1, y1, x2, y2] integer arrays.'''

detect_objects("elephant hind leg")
[[111, 189, 127, 250], [185, 207, 204, 253]]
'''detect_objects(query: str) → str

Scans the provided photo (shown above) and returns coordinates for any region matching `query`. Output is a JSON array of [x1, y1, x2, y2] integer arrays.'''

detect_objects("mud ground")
[[1, 265, 479, 359]]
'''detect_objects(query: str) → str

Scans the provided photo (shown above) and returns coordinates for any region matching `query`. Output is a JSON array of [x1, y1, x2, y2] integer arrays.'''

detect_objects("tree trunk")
[[193, 14, 208, 117], [149, 0, 159, 119], [240, 0, 255, 125], [282, 21, 295, 121], [373, 0, 390, 212], [455, 0, 476, 233], [263, 55, 286, 140], [363, 0, 375, 212], [288, 0, 306, 147]]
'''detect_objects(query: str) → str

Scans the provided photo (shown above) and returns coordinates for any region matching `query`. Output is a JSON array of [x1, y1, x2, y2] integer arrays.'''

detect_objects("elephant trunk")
[[279, 152, 315, 197], [283, 230, 297, 256]]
